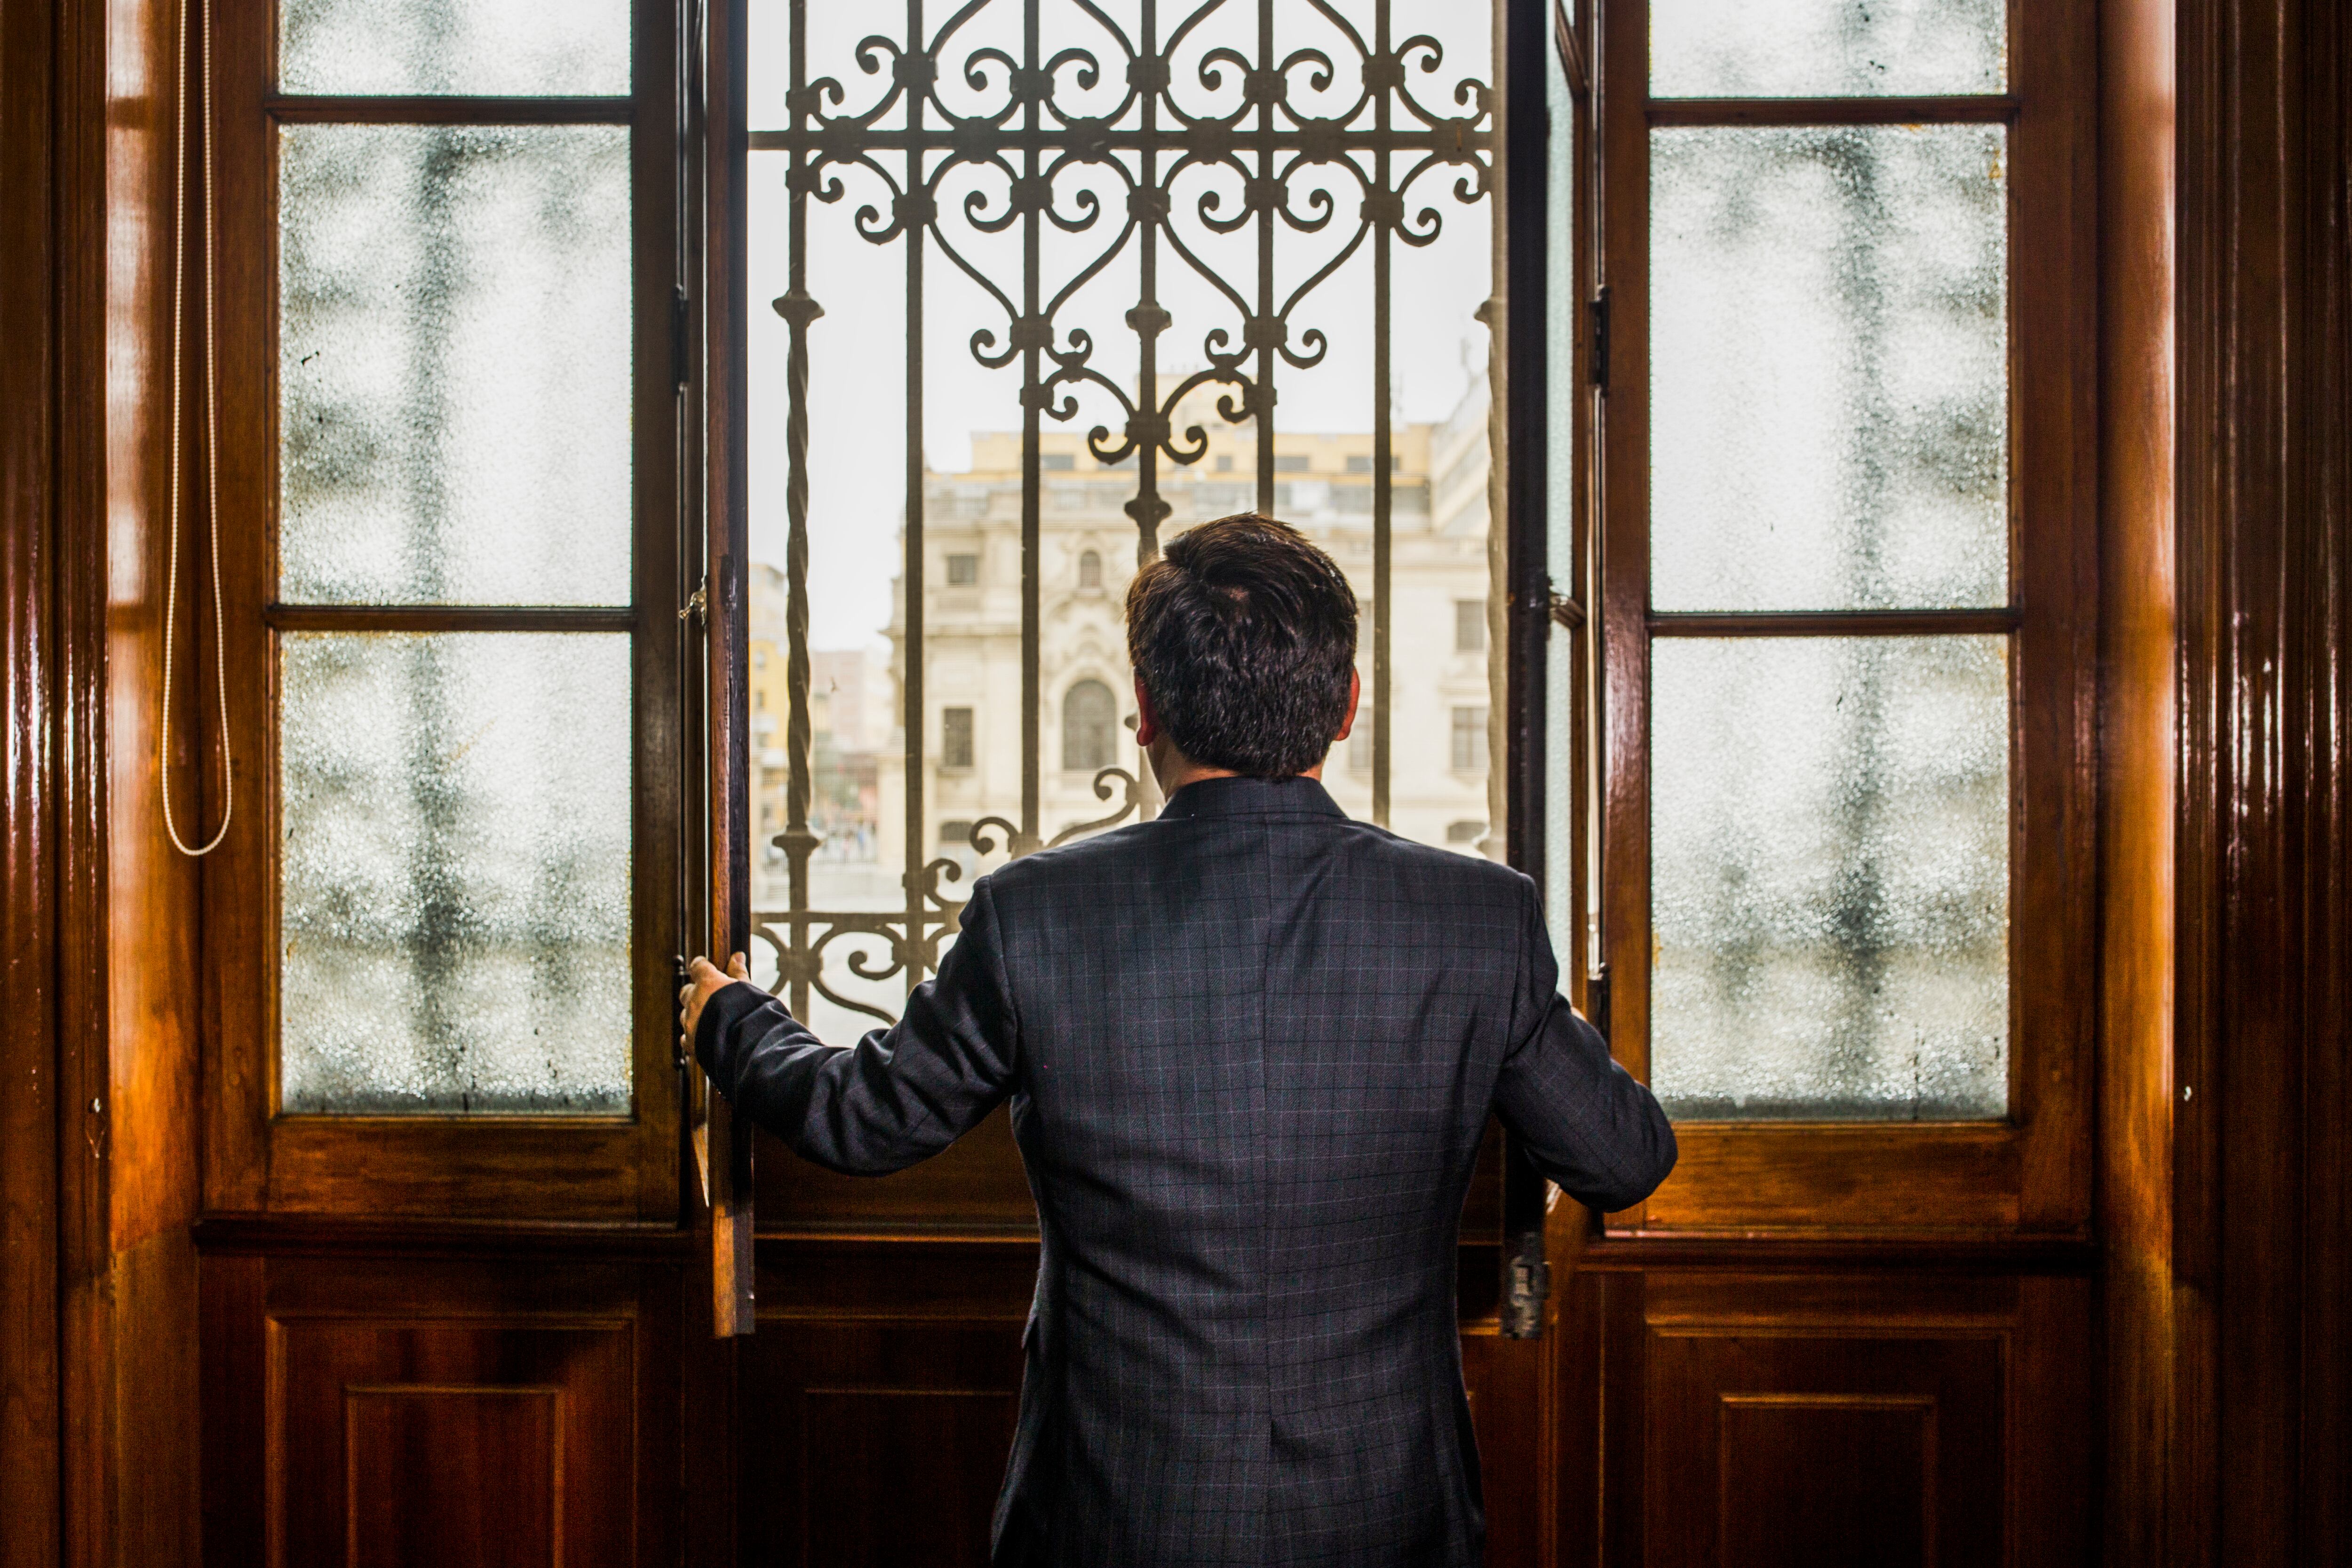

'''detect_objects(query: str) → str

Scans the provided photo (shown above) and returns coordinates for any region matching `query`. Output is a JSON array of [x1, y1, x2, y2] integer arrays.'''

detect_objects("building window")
[[1039, 453, 1075, 471], [1272, 454, 1311, 473], [1344, 453, 1403, 473], [1450, 707, 1487, 773], [945, 552, 979, 586], [1446, 820, 1485, 844], [1078, 550, 1102, 590], [941, 708, 975, 769], [1454, 599, 1486, 653], [1062, 680, 1117, 772], [937, 820, 974, 846]]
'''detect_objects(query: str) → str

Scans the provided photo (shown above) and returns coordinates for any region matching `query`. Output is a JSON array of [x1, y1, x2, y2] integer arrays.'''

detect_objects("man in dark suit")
[[681, 513, 1675, 1567]]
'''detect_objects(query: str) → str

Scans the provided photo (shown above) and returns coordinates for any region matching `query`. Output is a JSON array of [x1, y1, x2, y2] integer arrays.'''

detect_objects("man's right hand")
[[677, 953, 752, 1066]]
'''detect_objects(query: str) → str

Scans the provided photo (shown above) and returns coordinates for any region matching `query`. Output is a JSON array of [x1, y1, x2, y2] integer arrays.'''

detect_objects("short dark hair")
[[1125, 513, 1358, 778]]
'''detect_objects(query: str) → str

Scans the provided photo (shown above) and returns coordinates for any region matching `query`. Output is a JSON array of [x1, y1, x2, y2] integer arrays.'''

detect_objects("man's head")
[[1125, 513, 1359, 780]]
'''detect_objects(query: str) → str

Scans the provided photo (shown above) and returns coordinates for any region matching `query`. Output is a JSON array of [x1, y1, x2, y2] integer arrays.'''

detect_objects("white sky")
[[742, 0, 1497, 650]]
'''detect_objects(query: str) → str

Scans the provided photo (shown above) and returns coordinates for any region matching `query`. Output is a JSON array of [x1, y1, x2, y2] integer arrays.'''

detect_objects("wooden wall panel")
[[202, 1250, 682, 1568], [1557, 1265, 2093, 1568], [273, 1319, 630, 1568], [740, 1320, 1025, 1568], [343, 1386, 562, 1568]]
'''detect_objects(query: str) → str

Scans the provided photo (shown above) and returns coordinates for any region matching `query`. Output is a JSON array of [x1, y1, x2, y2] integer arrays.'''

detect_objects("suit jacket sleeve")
[[693, 878, 1022, 1175], [1492, 880, 1677, 1214]]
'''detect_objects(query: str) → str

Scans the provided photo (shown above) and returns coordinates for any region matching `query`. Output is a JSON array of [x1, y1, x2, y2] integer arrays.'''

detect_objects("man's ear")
[[1133, 675, 1160, 749], [1331, 668, 1362, 743]]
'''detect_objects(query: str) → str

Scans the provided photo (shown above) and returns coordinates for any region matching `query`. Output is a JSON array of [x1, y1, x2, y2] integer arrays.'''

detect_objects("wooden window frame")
[[1595, 0, 2098, 1236], [200, 0, 690, 1220]]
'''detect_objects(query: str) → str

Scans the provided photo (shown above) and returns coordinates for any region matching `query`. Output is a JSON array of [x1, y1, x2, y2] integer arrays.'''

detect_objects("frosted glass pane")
[[279, 125, 632, 606], [1651, 125, 2008, 612], [1653, 0, 2005, 98], [1650, 637, 2009, 1120], [280, 633, 632, 1114], [281, 0, 629, 96]]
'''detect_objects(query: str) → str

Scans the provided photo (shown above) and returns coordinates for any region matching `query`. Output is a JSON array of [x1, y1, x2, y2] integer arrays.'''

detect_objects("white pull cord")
[[161, 0, 233, 858]]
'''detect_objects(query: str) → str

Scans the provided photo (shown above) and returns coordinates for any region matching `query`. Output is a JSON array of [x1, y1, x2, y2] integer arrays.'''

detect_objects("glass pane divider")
[[1648, 608, 2020, 638], [1645, 96, 2017, 128], [265, 94, 635, 125]]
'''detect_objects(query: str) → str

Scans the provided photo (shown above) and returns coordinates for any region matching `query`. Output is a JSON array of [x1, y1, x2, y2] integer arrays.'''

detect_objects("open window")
[[203, 0, 689, 1218], [1590, 0, 2096, 1232], [720, 0, 1550, 1267]]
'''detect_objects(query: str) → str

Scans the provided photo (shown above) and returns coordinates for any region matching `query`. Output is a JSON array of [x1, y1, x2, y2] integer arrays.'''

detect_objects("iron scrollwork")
[[749, 1, 1492, 1027]]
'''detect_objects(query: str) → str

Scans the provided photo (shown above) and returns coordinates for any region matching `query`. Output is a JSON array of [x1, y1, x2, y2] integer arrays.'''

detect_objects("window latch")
[[681, 576, 708, 629]]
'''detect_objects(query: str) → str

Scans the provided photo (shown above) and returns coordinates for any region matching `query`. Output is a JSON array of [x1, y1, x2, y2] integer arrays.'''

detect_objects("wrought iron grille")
[[748, 0, 1495, 1027]]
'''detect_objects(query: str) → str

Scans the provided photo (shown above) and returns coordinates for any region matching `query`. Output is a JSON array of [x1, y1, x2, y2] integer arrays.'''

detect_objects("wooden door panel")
[[272, 1316, 633, 1568], [1560, 1264, 2094, 1568], [741, 1319, 1025, 1567], [200, 1247, 683, 1568], [344, 1386, 563, 1568], [1650, 1335, 1999, 1568]]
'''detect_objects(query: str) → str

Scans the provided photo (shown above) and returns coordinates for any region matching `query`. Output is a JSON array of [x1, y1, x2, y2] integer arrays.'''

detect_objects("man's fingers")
[[727, 952, 750, 980]]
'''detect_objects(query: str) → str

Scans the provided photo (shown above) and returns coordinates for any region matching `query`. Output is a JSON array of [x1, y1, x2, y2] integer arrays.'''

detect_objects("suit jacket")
[[697, 775, 1676, 1568]]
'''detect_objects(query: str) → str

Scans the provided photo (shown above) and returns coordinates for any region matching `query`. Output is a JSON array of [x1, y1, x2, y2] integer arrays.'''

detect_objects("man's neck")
[[1148, 743, 1324, 796]]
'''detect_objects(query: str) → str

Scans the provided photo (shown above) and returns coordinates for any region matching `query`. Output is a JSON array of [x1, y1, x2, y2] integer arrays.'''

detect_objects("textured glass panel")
[[281, 0, 629, 96], [1652, 0, 2005, 98], [280, 633, 632, 1114], [279, 126, 631, 606], [1650, 637, 2009, 1120], [1651, 125, 2008, 612]]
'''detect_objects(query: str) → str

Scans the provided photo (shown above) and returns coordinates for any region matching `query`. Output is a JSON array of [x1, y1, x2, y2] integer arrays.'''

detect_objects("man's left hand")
[[678, 953, 752, 1064]]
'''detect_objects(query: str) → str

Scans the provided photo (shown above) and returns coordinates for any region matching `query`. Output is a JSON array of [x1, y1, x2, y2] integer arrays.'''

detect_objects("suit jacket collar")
[[1158, 775, 1346, 821]]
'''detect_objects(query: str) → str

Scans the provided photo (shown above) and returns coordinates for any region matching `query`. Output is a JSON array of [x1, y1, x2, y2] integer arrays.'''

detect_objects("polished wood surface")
[[1554, 1268, 2093, 1568], [2096, 0, 2180, 1562], [1, 1, 64, 1562], [202, 1252, 681, 1568], [2170, 0, 2352, 1560]]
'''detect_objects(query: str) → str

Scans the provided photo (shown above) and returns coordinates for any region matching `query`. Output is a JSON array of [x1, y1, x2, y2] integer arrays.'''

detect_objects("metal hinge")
[[1588, 286, 1610, 391], [672, 286, 692, 390]]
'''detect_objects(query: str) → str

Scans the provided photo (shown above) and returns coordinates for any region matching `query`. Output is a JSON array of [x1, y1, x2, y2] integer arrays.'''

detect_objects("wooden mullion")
[[264, 605, 638, 633], [265, 94, 635, 125], [1648, 608, 2023, 638], [1646, 96, 2018, 128]]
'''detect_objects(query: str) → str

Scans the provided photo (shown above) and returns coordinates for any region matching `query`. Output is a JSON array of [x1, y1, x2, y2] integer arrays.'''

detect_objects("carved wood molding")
[[2172, 0, 2352, 1557]]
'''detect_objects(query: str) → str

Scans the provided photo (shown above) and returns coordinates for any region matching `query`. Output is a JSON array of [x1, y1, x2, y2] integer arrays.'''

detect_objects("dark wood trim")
[[192, 1213, 694, 1259], [0, 0, 64, 1561], [1647, 608, 2023, 638], [263, 604, 638, 632], [1645, 96, 2018, 127], [264, 95, 634, 125], [1579, 1233, 2098, 1273]]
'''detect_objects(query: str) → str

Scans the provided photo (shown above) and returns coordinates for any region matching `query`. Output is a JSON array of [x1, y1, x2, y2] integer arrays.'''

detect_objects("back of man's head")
[[1125, 513, 1358, 779]]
